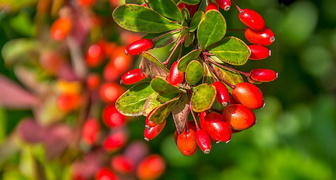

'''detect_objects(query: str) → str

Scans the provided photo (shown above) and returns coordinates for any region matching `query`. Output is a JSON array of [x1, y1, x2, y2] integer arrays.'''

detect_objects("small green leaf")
[[151, 77, 182, 94], [197, 10, 226, 50], [189, 11, 204, 32], [209, 36, 251, 66], [148, 96, 180, 124], [181, 8, 191, 23], [180, 0, 201, 5], [144, 31, 181, 49], [139, 58, 169, 79], [178, 49, 201, 71], [157, 93, 179, 103], [142, 52, 169, 72], [211, 64, 244, 88], [185, 60, 204, 85], [172, 93, 190, 134], [113, 4, 182, 33], [148, 0, 183, 22], [116, 82, 154, 116], [191, 84, 216, 112]]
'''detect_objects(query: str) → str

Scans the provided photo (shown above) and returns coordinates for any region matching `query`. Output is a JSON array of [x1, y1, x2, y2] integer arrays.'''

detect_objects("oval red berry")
[[245, 27, 275, 46], [125, 39, 154, 55]]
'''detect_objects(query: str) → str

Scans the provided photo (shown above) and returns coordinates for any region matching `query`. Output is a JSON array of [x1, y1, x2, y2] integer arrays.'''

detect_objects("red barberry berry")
[[81, 118, 99, 145], [238, 9, 266, 31], [136, 154, 165, 180], [176, 129, 197, 156], [121, 69, 147, 85], [248, 45, 271, 60], [249, 69, 278, 82], [95, 168, 117, 180], [206, 3, 219, 12], [85, 42, 105, 68], [99, 82, 125, 103], [245, 27, 275, 46], [223, 104, 256, 130], [232, 82, 264, 109], [111, 155, 133, 174], [103, 131, 127, 152], [215, 0, 231, 11], [50, 17, 72, 41], [166, 61, 184, 86], [203, 112, 232, 143], [213, 81, 230, 106], [144, 120, 166, 141], [125, 39, 154, 55], [103, 104, 126, 128], [195, 128, 212, 154]]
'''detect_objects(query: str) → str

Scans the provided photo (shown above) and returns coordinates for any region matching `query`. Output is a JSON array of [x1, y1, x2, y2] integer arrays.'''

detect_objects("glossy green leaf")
[[2, 39, 40, 65], [116, 82, 154, 116], [180, 0, 201, 5], [197, 10, 226, 50], [209, 36, 251, 66], [144, 31, 181, 49], [211, 64, 244, 88], [113, 4, 182, 33], [157, 93, 179, 103], [191, 84, 216, 112], [172, 93, 190, 134], [181, 8, 190, 23], [148, 0, 183, 22], [148, 96, 180, 124], [178, 49, 201, 71], [189, 11, 204, 32], [185, 60, 204, 85], [203, 62, 214, 84], [151, 77, 183, 94]]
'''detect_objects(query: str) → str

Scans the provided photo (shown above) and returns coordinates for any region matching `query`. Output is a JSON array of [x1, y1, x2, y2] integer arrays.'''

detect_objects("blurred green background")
[[1, 0, 336, 179]]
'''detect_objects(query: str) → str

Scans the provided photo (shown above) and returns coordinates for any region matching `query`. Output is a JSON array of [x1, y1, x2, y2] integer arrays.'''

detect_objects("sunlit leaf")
[[113, 4, 182, 33], [191, 84, 216, 112], [209, 37, 251, 66], [189, 11, 204, 32], [148, 0, 183, 22], [151, 77, 183, 94], [116, 82, 154, 116], [178, 49, 201, 71], [185, 60, 204, 85], [197, 10, 226, 50]]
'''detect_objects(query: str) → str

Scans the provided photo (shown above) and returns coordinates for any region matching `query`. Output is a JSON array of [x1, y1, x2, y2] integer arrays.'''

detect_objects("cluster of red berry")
[[113, 0, 277, 156], [3, 0, 167, 179]]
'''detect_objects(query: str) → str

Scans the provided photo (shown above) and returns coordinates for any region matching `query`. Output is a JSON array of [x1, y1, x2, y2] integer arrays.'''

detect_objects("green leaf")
[[203, 62, 214, 84], [142, 93, 163, 116], [191, 84, 216, 112], [147, 0, 183, 22], [143, 31, 181, 49], [172, 93, 190, 134], [178, 49, 201, 71], [142, 52, 169, 72], [211, 64, 244, 88], [116, 82, 154, 116], [180, 0, 201, 5], [189, 11, 204, 32], [197, 10, 226, 50], [151, 77, 183, 94], [113, 4, 182, 33], [148, 96, 180, 124], [209, 36, 251, 66], [185, 60, 204, 85], [2, 39, 40, 65]]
